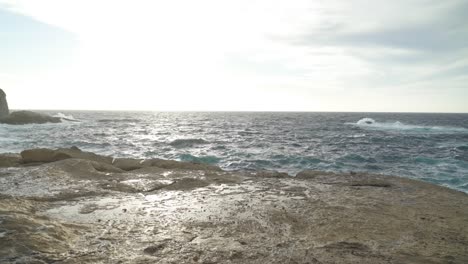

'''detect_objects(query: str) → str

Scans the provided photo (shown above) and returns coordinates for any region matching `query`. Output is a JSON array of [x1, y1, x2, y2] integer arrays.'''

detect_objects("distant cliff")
[[0, 89, 9, 118]]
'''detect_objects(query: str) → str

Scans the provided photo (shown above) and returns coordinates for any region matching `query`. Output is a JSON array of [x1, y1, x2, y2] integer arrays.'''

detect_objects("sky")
[[0, 0, 467, 112]]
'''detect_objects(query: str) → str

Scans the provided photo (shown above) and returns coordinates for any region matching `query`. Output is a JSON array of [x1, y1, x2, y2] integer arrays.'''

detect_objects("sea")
[[1, 111, 467, 193]]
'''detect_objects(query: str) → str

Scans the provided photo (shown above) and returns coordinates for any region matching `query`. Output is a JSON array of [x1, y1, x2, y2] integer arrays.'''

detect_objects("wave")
[[356, 118, 376, 125], [53, 113, 80, 122], [350, 118, 468, 134], [97, 118, 142, 123], [338, 154, 377, 163], [456, 145, 468, 152], [179, 154, 220, 164], [169, 138, 209, 148]]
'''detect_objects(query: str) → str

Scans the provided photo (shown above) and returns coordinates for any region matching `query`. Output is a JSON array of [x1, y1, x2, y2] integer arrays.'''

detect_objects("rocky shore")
[[1, 147, 467, 263]]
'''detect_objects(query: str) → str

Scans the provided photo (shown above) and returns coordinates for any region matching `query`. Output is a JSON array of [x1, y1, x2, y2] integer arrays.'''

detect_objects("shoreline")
[[1, 147, 468, 263], [2, 111, 467, 195], [1, 146, 467, 194]]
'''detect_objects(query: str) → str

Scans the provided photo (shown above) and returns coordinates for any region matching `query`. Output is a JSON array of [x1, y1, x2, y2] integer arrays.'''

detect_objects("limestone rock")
[[55, 147, 113, 164], [112, 158, 147, 171], [20, 148, 72, 163], [2, 148, 468, 263], [53, 159, 124, 178], [295, 169, 337, 179], [0, 153, 21, 167], [111, 157, 223, 171], [20, 147, 113, 165], [0, 88, 9, 118], [1, 159, 468, 263], [254, 170, 289, 178], [0, 89, 60, 125], [142, 158, 222, 171], [17, 147, 222, 171], [0, 110, 61, 125]]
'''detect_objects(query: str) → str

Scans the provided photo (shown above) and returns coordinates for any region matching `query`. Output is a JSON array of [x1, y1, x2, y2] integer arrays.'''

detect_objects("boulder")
[[18, 147, 220, 171], [0, 111, 61, 125], [55, 159, 124, 176], [0, 88, 9, 118], [55, 147, 113, 164], [0, 153, 21, 167], [112, 158, 147, 171], [20, 148, 72, 163], [20, 147, 113, 165]]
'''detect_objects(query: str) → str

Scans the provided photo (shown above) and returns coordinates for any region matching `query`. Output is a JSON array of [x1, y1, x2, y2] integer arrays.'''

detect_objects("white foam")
[[356, 118, 376, 125], [350, 118, 468, 134], [53, 112, 79, 121]]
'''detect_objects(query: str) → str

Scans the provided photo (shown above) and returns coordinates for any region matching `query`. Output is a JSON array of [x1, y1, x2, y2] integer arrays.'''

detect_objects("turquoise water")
[[1, 111, 467, 192]]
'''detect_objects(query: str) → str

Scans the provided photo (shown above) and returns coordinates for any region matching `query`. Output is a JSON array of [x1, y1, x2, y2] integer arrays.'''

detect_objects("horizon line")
[[9, 109, 468, 114]]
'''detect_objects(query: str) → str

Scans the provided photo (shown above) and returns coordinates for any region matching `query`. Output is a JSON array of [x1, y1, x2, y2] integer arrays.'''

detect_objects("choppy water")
[[1, 111, 467, 192]]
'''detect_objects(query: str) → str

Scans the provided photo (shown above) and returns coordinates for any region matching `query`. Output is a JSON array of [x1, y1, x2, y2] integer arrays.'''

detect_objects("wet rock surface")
[[17, 147, 222, 173], [1, 150, 468, 263]]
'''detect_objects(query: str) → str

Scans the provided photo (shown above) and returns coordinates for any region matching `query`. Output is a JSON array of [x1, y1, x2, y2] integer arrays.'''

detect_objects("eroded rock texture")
[[0, 149, 467, 263]]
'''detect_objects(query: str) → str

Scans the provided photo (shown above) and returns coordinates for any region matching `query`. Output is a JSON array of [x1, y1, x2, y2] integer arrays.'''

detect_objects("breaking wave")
[[97, 118, 142, 123], [351, 118, 468, 134], [53, 113, 79, 122]]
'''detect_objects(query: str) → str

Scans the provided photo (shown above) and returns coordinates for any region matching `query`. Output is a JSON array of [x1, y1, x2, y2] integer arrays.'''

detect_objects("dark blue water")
[[1, 111, 467, 192]]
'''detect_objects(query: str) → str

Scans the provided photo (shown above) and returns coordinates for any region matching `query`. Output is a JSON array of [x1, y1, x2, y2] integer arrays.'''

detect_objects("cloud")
[[268, 0, 468, 94], [291, 3, 468, 55], [0, 0, 467, 111]]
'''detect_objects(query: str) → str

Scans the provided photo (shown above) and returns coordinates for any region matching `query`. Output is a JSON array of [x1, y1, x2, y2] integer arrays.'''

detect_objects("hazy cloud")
[[267, 0, 468, 95], [0, 0, 467, 112]]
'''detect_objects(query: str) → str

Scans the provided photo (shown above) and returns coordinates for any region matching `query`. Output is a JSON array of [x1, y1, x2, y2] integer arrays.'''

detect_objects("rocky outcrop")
[[0, 89, 9, 118], [0, 89, 62, 125], [0, 153, 21, 167], [0, 110, 61, 125], [16, 147, 222, 171], [19, 147, 113, 164], [20, 148, 72, 163], [0, 150, 467, 263]]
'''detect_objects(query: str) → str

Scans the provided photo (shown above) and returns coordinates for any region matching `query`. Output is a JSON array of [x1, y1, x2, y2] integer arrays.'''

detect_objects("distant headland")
[[0, 88, 61, 124], [0, 88, 9, 118]]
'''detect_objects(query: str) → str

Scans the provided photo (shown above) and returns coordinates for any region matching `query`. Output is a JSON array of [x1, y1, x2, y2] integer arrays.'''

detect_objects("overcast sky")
[[1, 0, 467, 112]]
